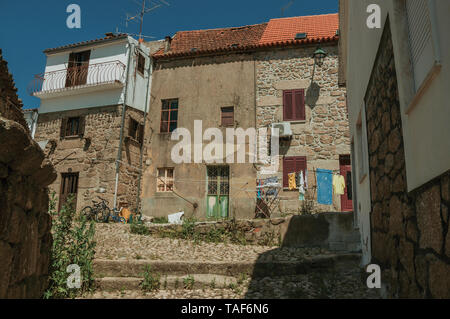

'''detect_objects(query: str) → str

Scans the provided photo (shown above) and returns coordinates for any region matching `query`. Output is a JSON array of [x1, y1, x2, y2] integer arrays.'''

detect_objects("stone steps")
[[94, 253, 361, 279], [95, 274, 238, 291]]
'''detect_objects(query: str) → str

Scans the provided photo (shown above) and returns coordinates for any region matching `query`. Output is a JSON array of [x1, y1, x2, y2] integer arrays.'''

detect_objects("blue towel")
[[316, 169, 333, 205]]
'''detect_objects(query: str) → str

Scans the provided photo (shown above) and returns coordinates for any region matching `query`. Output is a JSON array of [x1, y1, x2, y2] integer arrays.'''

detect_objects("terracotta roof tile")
[[153, 13, 339, 59], [259, 13, 339, 45]]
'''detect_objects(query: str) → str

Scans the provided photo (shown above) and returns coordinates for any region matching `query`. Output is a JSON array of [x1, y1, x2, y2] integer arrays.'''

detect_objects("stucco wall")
[[141, 53, 257, 220]]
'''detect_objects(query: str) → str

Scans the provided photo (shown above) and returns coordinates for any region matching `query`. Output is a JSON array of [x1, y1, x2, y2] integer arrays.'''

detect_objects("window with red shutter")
[[283, 89, 305, 121], [221, 107, 234, 126], [283, 156, 307, 188]]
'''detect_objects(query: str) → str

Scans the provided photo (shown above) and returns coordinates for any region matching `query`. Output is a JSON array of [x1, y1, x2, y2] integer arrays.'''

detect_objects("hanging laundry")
[[288, 173, 296, 190], [316, 169, 333, 205], [333, 174, 346, 195], [298, 171, 305, 201]]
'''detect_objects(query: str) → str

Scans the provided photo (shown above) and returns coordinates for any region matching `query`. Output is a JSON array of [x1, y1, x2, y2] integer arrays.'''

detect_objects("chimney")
[[164, 36, 172, 53]]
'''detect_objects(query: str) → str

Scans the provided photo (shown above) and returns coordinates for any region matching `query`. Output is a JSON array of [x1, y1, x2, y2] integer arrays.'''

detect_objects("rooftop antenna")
[[281, 0, 294, 17], [120, 0, 170, 42]]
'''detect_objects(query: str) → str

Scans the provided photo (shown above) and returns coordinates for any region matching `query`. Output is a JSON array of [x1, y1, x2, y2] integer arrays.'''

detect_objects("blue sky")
[[0, 0, 338, 110]]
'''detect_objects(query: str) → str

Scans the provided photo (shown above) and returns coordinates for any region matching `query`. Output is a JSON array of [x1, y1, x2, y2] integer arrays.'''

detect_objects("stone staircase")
[[91, 253, 369, 298]]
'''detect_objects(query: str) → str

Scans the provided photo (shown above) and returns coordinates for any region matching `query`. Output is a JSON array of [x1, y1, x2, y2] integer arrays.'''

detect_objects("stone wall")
[[146, 212, 360, 253], [34, 105, 145, 212], [366, 23, 450, 298], [0, 49, 28, 128], [255, 44, 351, 214], [0, 51, 56, 298]]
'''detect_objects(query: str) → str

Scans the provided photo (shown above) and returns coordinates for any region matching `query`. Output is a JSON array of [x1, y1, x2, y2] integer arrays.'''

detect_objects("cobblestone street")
[[85, 224, 380, 299]]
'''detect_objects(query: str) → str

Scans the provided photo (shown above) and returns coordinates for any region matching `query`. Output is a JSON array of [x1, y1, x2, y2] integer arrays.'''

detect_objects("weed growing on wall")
[[141, 265, 161, 292], [44, 193, 96, 299]]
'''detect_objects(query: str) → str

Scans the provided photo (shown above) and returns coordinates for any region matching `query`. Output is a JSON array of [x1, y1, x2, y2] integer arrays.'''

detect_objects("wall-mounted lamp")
[[313, 46, 327, 67]]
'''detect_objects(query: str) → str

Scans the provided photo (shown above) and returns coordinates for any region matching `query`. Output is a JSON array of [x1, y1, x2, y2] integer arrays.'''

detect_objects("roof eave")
[[43, 35, 129, 55], [152, 36, 339, 61]]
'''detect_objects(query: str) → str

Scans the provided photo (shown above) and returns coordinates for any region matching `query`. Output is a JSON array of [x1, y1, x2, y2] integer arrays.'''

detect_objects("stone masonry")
[[0, 50, 56, 298], [34, 105, 146, 213], [366, 23, 449, 299], [255, 44, 350, 214]]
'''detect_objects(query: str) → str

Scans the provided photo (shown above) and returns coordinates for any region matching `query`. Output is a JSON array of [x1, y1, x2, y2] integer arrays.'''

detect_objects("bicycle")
[[104, 206, 127, 224], [81, 197, 111, 223]]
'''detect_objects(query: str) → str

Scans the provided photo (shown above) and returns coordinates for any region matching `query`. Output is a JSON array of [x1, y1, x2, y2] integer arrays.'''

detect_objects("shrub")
[[152, 216, 169, 224], [141, 265, 161, 292], [183, 275, 195, 290], [44, 193, 96, 299], [130, 220, 151, 236]]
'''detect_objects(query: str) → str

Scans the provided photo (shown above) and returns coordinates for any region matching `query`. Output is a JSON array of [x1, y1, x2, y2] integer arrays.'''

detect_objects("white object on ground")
[[168, 212, 184, 224]]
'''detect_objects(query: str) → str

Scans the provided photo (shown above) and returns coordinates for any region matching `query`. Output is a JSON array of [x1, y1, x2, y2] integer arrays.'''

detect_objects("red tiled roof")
[[259, 13, 339, 45], [154, 13, 338, 59], [43, 33, 128, 54], [153, 23, 267, 58]]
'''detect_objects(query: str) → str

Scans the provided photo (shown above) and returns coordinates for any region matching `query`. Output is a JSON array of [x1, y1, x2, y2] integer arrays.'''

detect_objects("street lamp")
[[313, 46, 327, 67]]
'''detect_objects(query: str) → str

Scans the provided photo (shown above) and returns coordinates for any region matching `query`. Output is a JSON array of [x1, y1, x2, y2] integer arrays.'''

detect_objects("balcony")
[[28, 60, 126, 98]]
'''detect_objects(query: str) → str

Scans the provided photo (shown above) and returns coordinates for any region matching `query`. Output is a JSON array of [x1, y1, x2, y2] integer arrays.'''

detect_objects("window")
[[160, 99, 179, 133], [128, 117, 144, 144], [59, 172, 79, 211], [221, 107, 234, 126], [283, 156, 307, 188], [60, 116, 85, 139], [137, 53, 145, 75], [283, 89, 305, 121], [157, 168, 174, 192], [406, 0, 439, 92]]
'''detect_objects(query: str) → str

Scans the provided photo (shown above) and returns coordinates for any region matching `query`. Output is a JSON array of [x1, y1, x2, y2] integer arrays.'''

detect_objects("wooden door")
[[206, 166, 229, 219], [59, 173, 79, 211], [65, 50, 90, 87], [339, 155, 353, 212]]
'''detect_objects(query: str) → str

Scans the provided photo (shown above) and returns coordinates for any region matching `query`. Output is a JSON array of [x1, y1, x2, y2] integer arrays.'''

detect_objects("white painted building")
[[30, 33, 151, 114], [340, 0, 450, 270]]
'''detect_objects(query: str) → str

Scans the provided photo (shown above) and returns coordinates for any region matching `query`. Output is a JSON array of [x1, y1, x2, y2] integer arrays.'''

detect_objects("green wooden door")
[[206, 166, 229, 219]]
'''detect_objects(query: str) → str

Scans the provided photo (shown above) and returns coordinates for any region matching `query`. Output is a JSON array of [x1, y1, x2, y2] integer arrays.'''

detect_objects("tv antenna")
[[281, 0, 294, 17], [121, 0, 170, 42]]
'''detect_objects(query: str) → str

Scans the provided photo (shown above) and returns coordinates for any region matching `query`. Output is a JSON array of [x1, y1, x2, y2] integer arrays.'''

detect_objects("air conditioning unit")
[[271, 122, 293, 138]]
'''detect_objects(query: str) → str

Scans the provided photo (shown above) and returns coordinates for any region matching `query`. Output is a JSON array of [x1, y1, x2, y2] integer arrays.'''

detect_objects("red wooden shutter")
[[283, 157, 297, 188], [283, 91, 294, 121], [294, 89, 305, 121], [295, 156, 307, 175], [221, 107, 234, 126]]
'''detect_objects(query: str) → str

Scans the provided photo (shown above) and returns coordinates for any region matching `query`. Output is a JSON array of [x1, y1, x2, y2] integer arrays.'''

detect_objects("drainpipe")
[[135, 49, 152, 211], [113, 41, 134, 210]]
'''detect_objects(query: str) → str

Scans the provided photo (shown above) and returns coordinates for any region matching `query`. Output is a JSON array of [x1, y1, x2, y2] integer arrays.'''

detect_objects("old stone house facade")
[[254, 15, 351, 214], [32, 34, 152, 213], [140, 14, 351, 220], [340, 0, 450, 298]]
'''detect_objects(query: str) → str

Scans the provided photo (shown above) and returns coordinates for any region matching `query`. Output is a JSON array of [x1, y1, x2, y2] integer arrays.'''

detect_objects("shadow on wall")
[[305, 81, 321, 109], [243, 212, 367, 299]]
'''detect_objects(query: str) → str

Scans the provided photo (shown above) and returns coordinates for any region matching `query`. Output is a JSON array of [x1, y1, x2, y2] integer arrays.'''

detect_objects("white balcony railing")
[[28, 60, 126, 96]]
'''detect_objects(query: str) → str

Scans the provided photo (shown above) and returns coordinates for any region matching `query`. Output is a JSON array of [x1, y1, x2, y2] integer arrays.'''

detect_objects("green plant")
[[181, 217, 198, 240], [183, 275, 195, 290], [210, 278, 216, 289], [130, 218, 151, 235], [152, 216, 169, 224], [44, 193, 96, 299], [237, 273, 248, 285], [140, 265, 161, 292]]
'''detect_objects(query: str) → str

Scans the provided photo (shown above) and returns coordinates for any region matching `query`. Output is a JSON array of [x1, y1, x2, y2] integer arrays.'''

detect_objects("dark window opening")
[[61, 116, 85, 139], [137, 53, 145, 75], [160, 99, 178, 133], [128, 117, 144, 144]]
